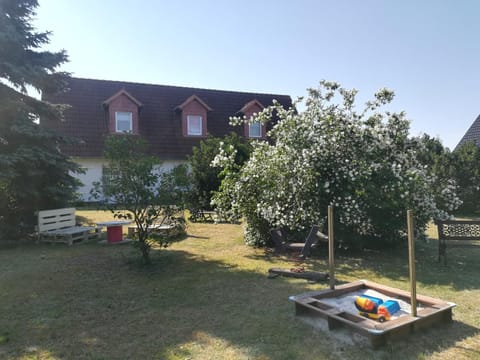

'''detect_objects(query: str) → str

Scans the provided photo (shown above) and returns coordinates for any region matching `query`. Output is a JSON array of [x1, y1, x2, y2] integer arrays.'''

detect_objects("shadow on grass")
[[184, 233, 210, 240], [0, 243, 478, 360], [299, 240, 480, 292], [246, 249, 307, 263]]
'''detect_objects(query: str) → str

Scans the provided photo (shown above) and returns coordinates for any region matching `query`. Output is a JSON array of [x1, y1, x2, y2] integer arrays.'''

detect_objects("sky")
[[34, 0, 480, 150]]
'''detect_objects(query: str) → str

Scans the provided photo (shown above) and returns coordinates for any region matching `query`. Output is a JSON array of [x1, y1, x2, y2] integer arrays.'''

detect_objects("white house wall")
[[73, 158, 186, 201]]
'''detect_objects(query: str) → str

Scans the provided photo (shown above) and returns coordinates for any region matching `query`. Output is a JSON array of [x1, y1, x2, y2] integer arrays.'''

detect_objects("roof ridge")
[[70, 76, 291, 99]]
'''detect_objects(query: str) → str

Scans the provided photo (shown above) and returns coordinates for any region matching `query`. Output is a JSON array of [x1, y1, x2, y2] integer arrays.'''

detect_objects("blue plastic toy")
[[354, 295, 400, 322]]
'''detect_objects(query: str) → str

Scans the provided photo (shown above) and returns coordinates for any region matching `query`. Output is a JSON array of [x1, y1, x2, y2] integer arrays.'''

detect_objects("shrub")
[[451, 142, 480, 214], [187, 132, 250, 217], [213, 81, 460, 248]]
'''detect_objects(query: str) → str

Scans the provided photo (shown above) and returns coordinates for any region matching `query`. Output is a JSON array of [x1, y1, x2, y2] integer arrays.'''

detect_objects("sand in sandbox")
[[319, 288, 421, 320]]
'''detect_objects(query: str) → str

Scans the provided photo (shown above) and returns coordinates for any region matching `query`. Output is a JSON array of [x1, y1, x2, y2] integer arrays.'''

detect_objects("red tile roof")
[[42, 77, 292, 159]]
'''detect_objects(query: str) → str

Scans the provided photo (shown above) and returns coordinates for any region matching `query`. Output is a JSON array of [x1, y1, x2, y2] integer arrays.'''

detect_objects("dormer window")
[[248, 122, 262, 138], [103, 89, 142, 135], [115, 111, 133, 133], [176, 95, 212, 137], [239, 99, 266, 139], [187, 115, 203, 136]]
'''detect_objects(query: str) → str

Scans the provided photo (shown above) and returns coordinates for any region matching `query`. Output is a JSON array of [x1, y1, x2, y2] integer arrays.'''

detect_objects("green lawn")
[[0, 211, 479, 359]]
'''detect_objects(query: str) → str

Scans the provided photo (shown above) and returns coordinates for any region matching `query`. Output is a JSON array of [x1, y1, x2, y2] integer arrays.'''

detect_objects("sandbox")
[[288, 208, 456, 348], [290, 279, 455, 347]]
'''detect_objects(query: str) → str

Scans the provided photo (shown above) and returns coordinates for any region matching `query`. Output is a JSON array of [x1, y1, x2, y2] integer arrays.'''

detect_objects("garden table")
[[96, 220, 131, 243]]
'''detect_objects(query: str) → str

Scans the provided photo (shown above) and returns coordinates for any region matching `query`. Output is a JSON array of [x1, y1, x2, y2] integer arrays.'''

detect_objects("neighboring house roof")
[[41, 77, 292, 159], [456, 114, 480, 150]]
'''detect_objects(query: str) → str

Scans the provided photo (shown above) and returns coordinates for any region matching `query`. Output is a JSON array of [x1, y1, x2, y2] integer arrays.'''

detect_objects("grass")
[[0, 211, 479, 359]]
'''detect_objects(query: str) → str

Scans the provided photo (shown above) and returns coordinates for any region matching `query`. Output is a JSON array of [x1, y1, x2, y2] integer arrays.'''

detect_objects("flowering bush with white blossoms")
[[212, 81, 461, 248]]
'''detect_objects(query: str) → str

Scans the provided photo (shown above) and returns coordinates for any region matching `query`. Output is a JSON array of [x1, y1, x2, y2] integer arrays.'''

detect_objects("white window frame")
[[248, 121, 262, 138], [187, 115, 203, 136], [115, 111, 133, 133]]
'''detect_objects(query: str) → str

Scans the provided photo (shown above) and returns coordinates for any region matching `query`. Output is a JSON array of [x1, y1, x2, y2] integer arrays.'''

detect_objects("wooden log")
[[268, 268, 328, 282]]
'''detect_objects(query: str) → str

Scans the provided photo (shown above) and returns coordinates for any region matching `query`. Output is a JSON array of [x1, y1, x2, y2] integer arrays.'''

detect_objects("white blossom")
[[212, 81, 460, 246]]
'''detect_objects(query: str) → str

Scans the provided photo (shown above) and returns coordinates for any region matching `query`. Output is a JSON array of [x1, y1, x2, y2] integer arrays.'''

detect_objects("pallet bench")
[[435, 219, 480, 264], [37, 208, 100, 245]]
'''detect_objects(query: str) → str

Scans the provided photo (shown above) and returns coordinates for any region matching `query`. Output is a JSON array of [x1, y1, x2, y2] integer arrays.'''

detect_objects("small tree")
[[451, 142, 480, 214], [415, 135, 460, 214], [187, 132, 251, 217], [91, 135, 188, 264], [416, 136, 480, 215]]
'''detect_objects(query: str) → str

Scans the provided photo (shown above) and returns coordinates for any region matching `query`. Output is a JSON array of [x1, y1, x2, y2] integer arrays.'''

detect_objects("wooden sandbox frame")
[[290, 279, 455, 347], [289, 207, 456, 348]]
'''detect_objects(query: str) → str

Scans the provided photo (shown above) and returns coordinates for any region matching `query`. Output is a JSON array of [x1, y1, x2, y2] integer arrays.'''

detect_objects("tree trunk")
[[138, 238, 151, 264]]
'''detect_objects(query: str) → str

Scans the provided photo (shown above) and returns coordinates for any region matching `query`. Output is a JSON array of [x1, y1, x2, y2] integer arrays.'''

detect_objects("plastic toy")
[[354, 295, 400, 322]]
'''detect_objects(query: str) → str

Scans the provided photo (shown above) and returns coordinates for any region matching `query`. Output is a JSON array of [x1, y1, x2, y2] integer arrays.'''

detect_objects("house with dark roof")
[[456, 114, 480, 150], [41, 77, 292, 200]]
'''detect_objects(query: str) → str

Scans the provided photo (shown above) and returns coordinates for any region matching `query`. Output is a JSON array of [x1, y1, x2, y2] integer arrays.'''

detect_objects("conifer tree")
[[0, 0, 80, 240]]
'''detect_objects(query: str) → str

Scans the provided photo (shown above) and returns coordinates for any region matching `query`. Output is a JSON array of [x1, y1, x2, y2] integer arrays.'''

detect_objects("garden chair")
[[270, 225, 327, 259], [270, 227, 304, 253]]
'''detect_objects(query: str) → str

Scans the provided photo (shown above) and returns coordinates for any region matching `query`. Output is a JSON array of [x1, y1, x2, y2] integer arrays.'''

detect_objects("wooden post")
[[328, 205, 335, 290], [407, 209, 417, 317]]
